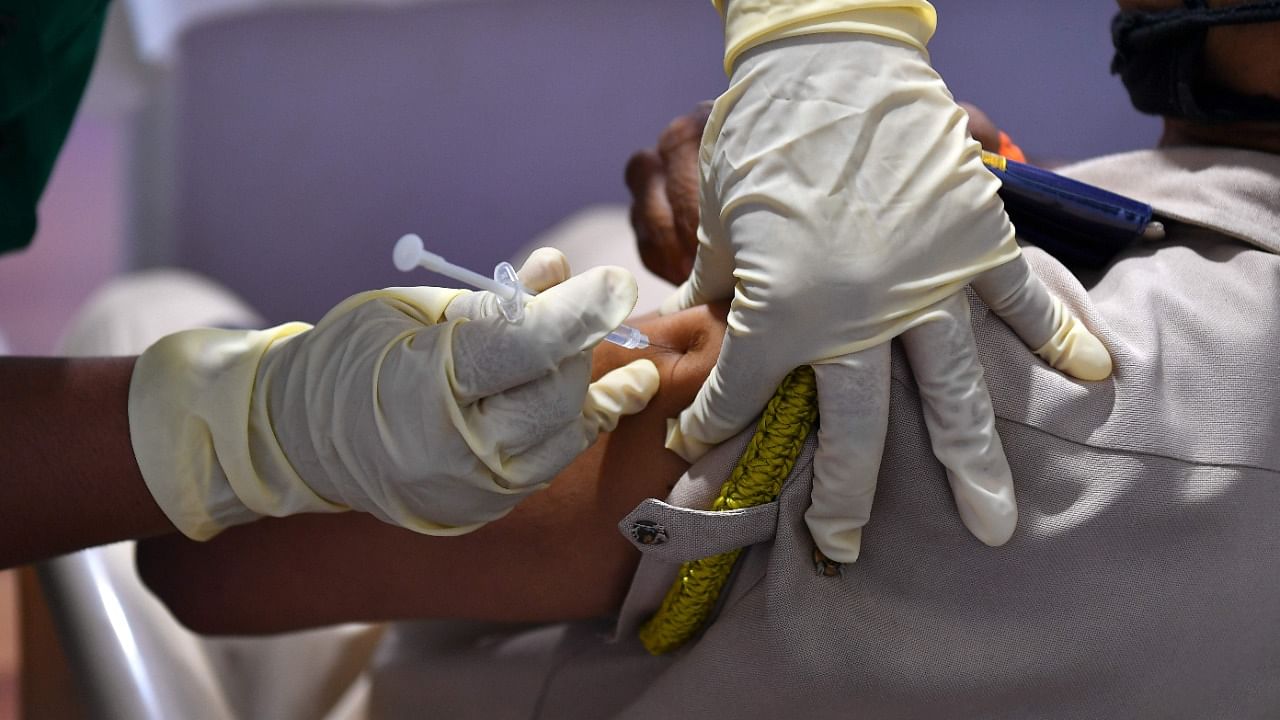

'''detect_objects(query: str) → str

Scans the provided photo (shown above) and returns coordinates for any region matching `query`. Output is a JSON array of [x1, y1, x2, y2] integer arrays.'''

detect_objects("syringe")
[[393, 234, 653, 350]]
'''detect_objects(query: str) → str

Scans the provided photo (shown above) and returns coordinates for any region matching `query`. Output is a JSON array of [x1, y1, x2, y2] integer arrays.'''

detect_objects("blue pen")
[[982, 151, 1163, 267]]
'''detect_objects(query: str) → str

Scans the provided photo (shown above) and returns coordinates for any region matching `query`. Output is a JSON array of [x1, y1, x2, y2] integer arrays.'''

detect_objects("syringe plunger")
[[393, 234, 651, 350]]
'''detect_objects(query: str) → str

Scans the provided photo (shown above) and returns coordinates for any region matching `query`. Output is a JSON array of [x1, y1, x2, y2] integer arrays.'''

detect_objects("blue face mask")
[[1111, 0, 1280, 124]]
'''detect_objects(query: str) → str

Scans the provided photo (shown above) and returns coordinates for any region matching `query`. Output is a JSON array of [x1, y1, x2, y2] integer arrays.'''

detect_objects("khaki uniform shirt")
[[369, 146, 1280, 719]]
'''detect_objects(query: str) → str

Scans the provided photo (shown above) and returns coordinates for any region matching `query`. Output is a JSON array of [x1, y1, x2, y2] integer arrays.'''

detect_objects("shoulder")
[[991, 230, 1280, 473], [974, 147, 1280, 472]]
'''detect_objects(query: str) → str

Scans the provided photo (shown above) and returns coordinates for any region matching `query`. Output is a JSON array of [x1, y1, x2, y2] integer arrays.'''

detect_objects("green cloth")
[[0, 0, 109, 255]]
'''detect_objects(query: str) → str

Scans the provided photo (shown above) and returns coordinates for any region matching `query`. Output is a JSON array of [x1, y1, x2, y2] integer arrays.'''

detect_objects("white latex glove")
[[666, 33, 1112, 562], [129, 249, 660, 540]]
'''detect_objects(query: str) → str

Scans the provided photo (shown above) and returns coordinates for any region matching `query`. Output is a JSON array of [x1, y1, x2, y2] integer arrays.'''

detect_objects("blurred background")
[[0, 0, 1156, 716]]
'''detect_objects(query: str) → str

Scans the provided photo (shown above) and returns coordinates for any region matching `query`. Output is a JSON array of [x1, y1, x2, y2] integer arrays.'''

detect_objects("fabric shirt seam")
[[889, 376, 1280, 477]]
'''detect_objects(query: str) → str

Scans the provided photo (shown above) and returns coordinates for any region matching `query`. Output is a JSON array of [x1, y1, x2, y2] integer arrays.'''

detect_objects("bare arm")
[[0, 357, 175, 567], [136, 304, 727, 634]]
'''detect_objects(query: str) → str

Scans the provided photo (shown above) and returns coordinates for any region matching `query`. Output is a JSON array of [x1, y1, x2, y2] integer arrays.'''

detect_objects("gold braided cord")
[[639, 366, 819, 655]]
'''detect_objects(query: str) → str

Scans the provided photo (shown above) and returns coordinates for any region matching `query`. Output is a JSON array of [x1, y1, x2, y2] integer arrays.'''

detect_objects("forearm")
[[137, 364, 688, 634], [137, 398, 682, 635], [137, 425, 673, 636], [137, 306, 726, 634], [0, 357, 175, 567]]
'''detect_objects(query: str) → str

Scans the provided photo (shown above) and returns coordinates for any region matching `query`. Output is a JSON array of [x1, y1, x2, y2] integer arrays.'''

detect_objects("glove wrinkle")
[[672, 15, 1111, 555], [973, 258, 1114, 381], [129, 258, 656, 540]]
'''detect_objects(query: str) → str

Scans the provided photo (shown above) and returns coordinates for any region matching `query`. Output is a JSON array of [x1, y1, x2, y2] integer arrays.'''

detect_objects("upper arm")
[[138, 303, 728, 634]]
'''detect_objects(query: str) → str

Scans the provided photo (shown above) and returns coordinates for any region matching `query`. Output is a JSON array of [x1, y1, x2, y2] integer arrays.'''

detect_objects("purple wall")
[[169, 0, 727, 324], [931, 0, 1161, 161], [0, 118, 127, 353]]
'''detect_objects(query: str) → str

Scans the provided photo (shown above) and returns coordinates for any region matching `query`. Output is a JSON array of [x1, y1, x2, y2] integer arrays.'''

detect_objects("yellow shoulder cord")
[[639, 366, 819, 655]]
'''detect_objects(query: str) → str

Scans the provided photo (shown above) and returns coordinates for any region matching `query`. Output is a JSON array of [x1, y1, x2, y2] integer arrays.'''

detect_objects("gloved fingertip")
[[621, 357, 662, 402], [1035, 318, 1113, 382], [804, 506, 863, 565], [531, 266, 640, 351], [584, 358, 661, 433], [957, 492, 1017, 547], [569, 264, 638, 309], [663, 415, 715, 462], [816, 529, 861, 566], [1066, 328, 1113, 381], [593, 265, 641, 326], [602, 264, 640, 300], [517, 247, 572, 293]]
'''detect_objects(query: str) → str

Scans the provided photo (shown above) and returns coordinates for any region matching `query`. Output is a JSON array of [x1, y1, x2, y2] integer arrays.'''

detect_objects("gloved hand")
[[667, 24, 1112, 561], [628, 103, 1020, 283], [129, 249, 660, 540]]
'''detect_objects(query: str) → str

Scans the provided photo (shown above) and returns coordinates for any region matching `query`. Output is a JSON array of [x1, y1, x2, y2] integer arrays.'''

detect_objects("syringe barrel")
[[492, 261, 524, 323], [604, 324, 649, 350], [394, 237, 649, 349]]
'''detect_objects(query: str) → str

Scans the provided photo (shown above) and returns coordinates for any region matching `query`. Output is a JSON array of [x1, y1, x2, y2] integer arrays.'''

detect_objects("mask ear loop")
[[1174, 2, 1210, 122]]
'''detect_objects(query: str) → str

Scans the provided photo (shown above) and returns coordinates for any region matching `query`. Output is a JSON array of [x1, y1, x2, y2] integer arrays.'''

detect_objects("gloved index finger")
[[515, 247, 572, 294], [450, 265, 639, 402], [666, 304, 794, 462]]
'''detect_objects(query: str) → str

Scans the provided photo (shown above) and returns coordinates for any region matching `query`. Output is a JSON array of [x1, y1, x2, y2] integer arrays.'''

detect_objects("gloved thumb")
[[451, 266, 640, 401], [516, 247, 573, 293], [582, 358, 662, 434]]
